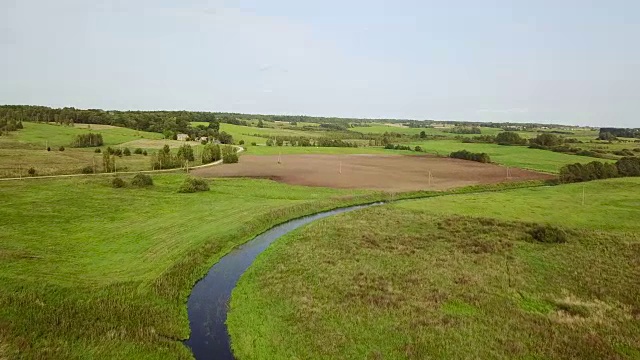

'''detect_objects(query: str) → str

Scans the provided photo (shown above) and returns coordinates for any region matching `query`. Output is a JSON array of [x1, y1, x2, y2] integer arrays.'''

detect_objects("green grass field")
[[228, 177, 640, 359], [406, 140, 608, 173], [0, 175, 384, 359]]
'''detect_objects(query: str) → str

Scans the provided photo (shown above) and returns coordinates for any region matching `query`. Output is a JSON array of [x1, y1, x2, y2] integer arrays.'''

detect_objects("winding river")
[[184, 202, 382, 359]]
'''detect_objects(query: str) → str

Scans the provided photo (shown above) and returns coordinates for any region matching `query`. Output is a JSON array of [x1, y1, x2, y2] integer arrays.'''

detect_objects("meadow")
[[228, 177, 640, 359], [0, 175, 383, 359]]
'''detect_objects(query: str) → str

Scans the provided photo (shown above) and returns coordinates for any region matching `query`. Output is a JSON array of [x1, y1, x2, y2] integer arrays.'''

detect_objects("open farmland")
[[192, 154, 553, 191], [228, 178, 640, 359]]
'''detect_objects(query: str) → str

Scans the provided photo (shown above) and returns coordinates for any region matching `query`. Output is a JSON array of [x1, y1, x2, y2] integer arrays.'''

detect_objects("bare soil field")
[[192, 154, 554, 191]]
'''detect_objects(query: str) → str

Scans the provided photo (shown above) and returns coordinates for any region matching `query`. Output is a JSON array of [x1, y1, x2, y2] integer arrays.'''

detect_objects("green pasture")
[[228, 177, 640, 359]]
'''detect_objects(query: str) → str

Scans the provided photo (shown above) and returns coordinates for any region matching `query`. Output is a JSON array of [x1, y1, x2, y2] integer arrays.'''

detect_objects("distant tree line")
[[449, 150, 491, 163], [599, 128, 640, 139], [446, 126, 481, 134], [559, 157, 640, 183]]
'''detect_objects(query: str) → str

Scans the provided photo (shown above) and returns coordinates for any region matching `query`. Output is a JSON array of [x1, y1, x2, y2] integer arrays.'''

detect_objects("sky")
[[1, 0, 639, 127]]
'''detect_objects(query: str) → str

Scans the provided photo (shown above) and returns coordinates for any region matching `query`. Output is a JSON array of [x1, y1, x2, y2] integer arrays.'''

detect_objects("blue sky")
[[1, 0, 638, 127]]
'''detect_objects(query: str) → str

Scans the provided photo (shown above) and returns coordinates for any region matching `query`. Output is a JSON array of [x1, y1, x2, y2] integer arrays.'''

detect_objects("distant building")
[[176, 134, 189, 141]]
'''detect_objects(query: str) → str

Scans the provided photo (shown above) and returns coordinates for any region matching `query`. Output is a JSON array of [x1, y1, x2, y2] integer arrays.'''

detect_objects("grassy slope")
[[0, 123, 169, 177], [228, 178, 640, 359], [190, 123, 328, 145], [0, 175, 382, 359], [0, 122, 163, 149], [406, 140, 609, 173]]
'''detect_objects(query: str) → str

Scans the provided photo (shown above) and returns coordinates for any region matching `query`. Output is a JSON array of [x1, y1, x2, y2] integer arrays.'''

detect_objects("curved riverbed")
[[184, 202, 382, 360]]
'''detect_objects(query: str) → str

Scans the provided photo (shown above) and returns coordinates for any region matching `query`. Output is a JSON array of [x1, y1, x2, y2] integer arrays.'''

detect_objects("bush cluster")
[[177, 177, 210, 193], [384, 144, 413, 151], [449, 150, 491, 163]]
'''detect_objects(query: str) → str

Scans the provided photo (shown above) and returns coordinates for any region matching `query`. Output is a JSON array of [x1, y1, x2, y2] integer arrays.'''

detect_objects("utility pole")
[[278, 151, 281, 164], [339, 161, 342, 174], [582, 185, 585, 206], [428, 170, 432, 186]]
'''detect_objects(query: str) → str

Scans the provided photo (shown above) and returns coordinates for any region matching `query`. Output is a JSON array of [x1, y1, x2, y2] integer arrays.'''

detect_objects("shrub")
[[142, 150, 148, 156], [450, 150, 491, 163], [239, 139, 245, 145], [47, 147, 51, 152], [111, 177, 126, 188], [94, 148, 101, 153], [113, 148, 123, 157], [123, 147, 131, 156], [528, 225, 567, 244], [414, 145, 422, 152], [81, 166, 94, 174], [134, 148, 143, 154], [222, 146, 239, 163], [131, 173, 153, 187], [251, 142, 257, 146], [266, 139, 274, 146], [59, 146, 65, 151], [27, 167, 36, 176], [177, 176, 210, 193]]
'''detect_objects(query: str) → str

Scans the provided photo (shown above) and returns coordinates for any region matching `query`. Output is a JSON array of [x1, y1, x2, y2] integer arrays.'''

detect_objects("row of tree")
[[559, 157, 640, 183], [0, 118, 23, 134], [71, 133, 104, 147]]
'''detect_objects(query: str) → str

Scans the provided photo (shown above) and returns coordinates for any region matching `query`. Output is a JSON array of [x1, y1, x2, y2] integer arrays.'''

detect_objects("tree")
[[103, 152, 115, 172], [177, 144, 195, 162], [258, 119, 264, 128], [202, 144, 222, 164], [222, 146, 239, 163], [217, 131, 233, 144], [419, 131, 426, 139], [266, 139, 274, 146], [208, 116, 220, 133], [123, 147, 131, 156]]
